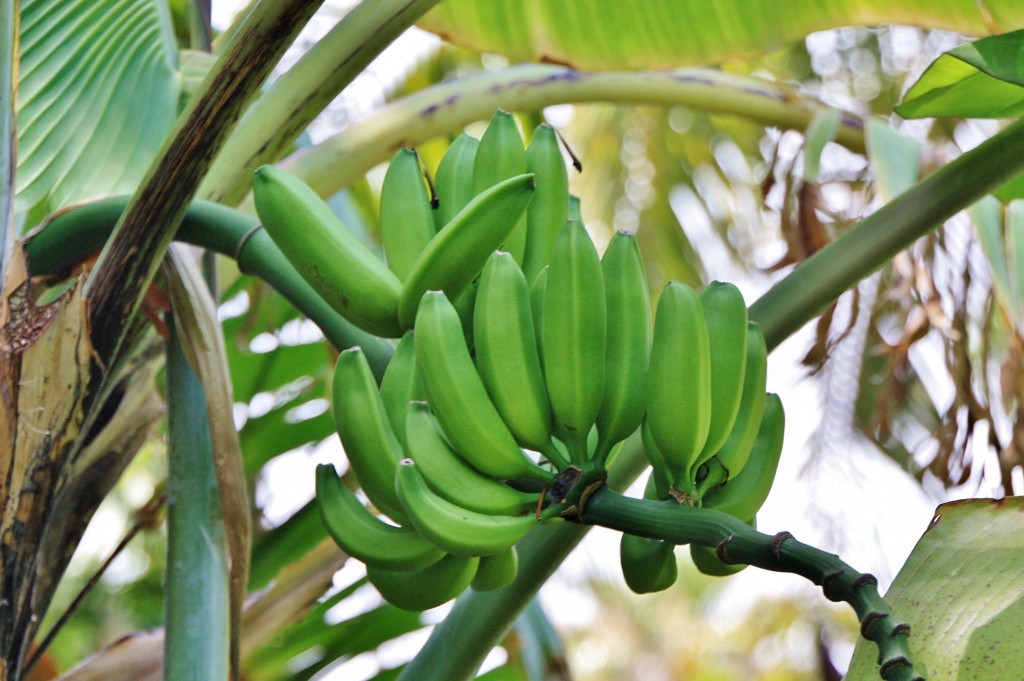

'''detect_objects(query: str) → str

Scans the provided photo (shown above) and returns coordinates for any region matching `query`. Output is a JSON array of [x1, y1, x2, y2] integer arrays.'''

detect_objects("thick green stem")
[[199, 0, 442, 206], [22, 198, 393, 379], [164, 320, 230, 681], [582, 488, 921, 681], [751, 116, 1024, 352], [244, 64, 865, 210]]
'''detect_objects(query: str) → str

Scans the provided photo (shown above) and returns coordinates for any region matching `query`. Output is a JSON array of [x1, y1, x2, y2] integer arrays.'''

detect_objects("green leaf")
[[897, 28, 1024, 118], [16, 0, 178, 216], [847, 497, 1024, 680], [418, 1, 1024, 70]]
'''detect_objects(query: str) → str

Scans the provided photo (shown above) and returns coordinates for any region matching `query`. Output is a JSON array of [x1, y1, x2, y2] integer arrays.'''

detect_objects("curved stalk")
[[22, 198, 393, 380], [241, 64, 866, 210], [581, 489, 921, 681], [751, 115, 1024, 351]]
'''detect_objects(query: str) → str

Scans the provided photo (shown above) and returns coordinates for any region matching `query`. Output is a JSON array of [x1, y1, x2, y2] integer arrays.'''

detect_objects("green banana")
[[701, 393, 785, 521], [471, 545, 519, 591], [568, 194, 582, 221], [645, 281, 712, 493], [542, 220, 606, 462], [404, 401, 541, 516], [474, 251, 554, 455], [473, 109, 528, 264], [380, 147, 436, 281], [689, 516, 755, 577], [620, 533, 679, 594], [433, 133, 479, 230], [367, 553, 480, 612], [395, 458, 540, 557], [397, 173, 536, 330], [253, 165, 403, 338], [691, 281, 749, 472], [522, 123, 569, 282], [594, 230, 651, 463], [331, 347, 408, 523], [315, 464, 444, 571], [709, 322, 768, 480], [414, 290, 552, 482], [378, 331, 424, 451], [619, 473, 678, 593], [530, 266, 548, 369], [640, 419, 673, 501]]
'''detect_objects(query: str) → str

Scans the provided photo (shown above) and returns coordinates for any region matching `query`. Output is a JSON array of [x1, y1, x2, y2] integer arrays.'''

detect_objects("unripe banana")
[[708, 322, 768, 481], [367, 553, 480, 611], [646, 281, 712, 493], [473, 109, 528, 263], [404, 401, 541, 516], [474, 251, 554, 454], [398, 173, 536, 330], [530, 266, 548, 370], [542, 220, 606, 461], [379, 147, 436, 281], [471, 545, 519, 591], [522, 123, 569, 282], [414, 290, 552, 482], [701, 393, 785, 522], [619, 473, 678, 593], [691, 282, 749, 472], [433, 133, 479, 230], [568, 194, 582, 221], [594, 231, 651, 463], [332, 347, 408, 523], [620, 533, 679, 594], [379, 331, 424, 451], [689, 516, 755, 577], [640, 419, 674, 500], [315, 464, 444, 571], [395, 458, 540, 557], [253, 165, 403, 337]]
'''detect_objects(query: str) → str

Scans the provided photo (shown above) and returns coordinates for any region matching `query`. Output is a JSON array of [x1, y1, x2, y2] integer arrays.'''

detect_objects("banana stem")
[[751, 115, 1024, 352], [581, 488, 922, 681], [22, 198, 393, 380]]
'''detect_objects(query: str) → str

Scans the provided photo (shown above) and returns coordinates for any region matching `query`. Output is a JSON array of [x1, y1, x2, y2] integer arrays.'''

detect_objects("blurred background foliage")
[[23, 3, 1024, 680]]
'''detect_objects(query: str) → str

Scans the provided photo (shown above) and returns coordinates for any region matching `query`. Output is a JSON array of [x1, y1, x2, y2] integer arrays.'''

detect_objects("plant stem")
[[199, 0, 443, 206], [22, 197, 393, 379], [164, 320, 230, 681], [751, 116, 1024, 352], [582, 488, 921, 681], [244, 64, 865, 210]]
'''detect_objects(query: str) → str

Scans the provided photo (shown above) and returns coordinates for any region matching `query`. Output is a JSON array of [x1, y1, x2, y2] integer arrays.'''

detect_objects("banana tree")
[[2, 1, 1024, 680]]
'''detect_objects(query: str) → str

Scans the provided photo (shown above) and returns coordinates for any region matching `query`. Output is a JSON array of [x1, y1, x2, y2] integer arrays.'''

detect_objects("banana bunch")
[[254, 109, 788, 604]]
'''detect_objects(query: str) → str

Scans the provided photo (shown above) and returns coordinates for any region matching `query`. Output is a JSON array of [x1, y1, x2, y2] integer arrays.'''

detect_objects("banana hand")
[[414, 290, 552, 482]]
